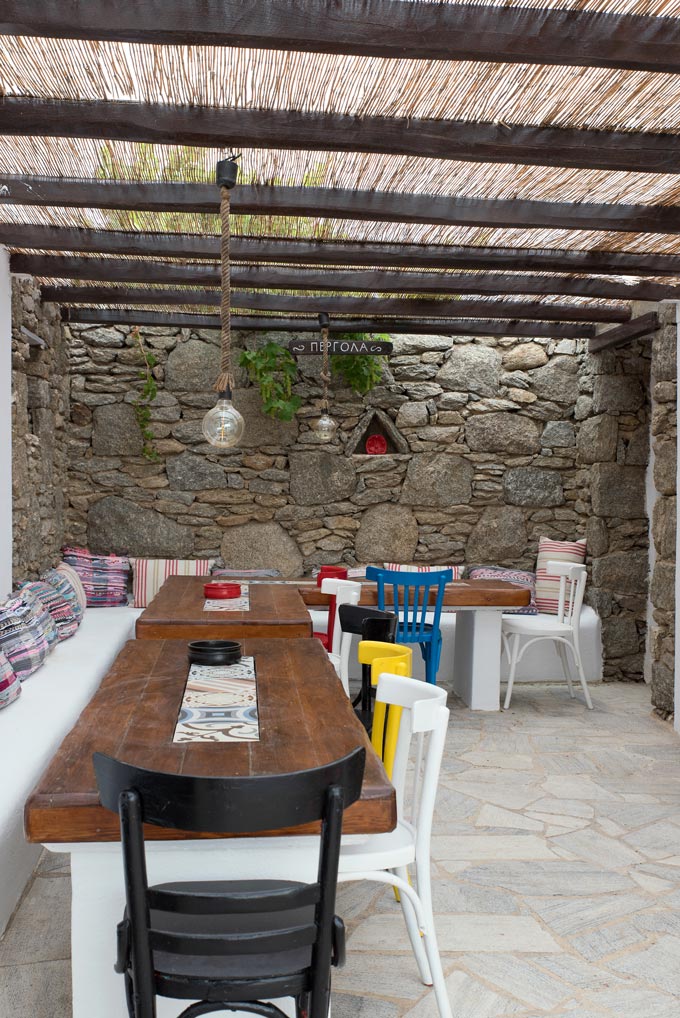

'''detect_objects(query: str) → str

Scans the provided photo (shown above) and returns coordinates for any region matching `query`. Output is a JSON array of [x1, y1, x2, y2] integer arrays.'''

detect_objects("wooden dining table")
[[135, 575, 313, 640], [26, 637, 394, 1018]]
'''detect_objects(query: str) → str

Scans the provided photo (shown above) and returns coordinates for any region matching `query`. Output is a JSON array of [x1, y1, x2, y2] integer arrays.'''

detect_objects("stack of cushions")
[[467, 566, 538, 615], [0, 593, 57, 682], [131, 558, 215, 608], [535, 537, 587, 614], [0, 650, 20, 710], [55, 562, 87, 616], [20, 580, 79, 640], [384, 562, 465, 578], [62, 546, 130, 607]]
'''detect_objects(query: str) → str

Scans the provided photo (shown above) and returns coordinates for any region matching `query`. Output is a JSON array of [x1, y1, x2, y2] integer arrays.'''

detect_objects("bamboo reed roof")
[[2, 2, 680, 330]]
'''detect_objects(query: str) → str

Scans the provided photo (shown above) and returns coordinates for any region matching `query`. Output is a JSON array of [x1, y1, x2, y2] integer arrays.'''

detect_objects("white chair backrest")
[[375, 672, 449, 860], [546, 560, 587, 625], [320, 578, 362, 655]]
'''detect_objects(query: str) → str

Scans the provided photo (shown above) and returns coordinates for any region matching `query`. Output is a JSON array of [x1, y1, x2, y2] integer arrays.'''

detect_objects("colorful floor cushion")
[[0, 595, 55, 680], [467, 566, 538, 615], [17, 587, 60, 648], [20, 580, 79, 640], [384, 563, 464, 578], [0, 650, 21, 710], [62, 547, 130, 607], [535, 537, 587, 615], [43, 567, 85, 624], [131, 558, 216, 608], [56, 561, 87, 614]]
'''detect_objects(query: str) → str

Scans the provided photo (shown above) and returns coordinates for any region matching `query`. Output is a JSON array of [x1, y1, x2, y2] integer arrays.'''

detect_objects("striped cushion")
[[0, 595, 54, 680], [20, 580, 79, 640], [535, 537, 587, 615], [468, 566, 538, 615], [63, 546, 131, 607], [131, 558, 215, 608], [384, 563, 464, 578], [17, 587, 60, 648], [56, 561, 87, 614], [43, 567, 85, 624], [0, 650, 20, 710]]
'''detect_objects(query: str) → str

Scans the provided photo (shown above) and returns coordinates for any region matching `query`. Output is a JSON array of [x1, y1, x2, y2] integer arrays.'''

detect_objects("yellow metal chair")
[[357, 640, 412, 765]]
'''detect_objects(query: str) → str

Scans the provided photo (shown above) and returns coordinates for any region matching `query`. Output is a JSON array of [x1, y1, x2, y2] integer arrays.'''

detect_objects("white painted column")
[[0, 247, 12, 598]]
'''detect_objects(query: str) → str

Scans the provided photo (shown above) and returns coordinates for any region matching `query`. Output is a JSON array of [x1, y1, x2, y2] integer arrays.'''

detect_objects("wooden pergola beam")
[[2, 1, 679, 75], [20, 254, 678, 302], [45, 284, 629, 323], [3, 175, 680, 236], [588, 311, 660, 353], [1, 98, 679, 175], [60, 307, 595, 338], [5, 223, 680, 277]]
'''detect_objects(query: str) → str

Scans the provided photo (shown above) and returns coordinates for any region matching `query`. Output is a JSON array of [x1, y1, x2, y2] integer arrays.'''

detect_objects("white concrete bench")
[[308, 605, 603, 687], [0, 605, 142, 935]]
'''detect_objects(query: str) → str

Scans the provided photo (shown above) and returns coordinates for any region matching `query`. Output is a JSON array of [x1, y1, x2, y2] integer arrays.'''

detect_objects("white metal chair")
[[338, 673, 452, 1018], [502, 560, 592, 710], [320, 579, 362, 691]]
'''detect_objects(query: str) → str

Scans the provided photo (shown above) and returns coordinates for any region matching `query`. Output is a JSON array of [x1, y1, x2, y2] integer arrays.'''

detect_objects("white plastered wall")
[[0, 247, 11, 598]]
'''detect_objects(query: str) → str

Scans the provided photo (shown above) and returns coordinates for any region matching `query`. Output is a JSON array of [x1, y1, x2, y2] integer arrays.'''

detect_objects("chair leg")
[[503, 632, 521, 710], [413, 860, 453, 1018], [571, 640, 593, 710], [556, 641, 575, 698], [394, 865, 432, 985]]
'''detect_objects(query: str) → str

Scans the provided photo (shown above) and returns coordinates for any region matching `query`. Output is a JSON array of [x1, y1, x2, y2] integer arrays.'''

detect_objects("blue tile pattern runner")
[[174, 657, 259, 743]]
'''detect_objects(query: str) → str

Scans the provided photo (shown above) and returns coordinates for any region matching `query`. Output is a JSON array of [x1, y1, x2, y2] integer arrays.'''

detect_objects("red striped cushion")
[[384, 563, 464, 578], [535, 537, 586, 615], [131, 558, 215, 608]]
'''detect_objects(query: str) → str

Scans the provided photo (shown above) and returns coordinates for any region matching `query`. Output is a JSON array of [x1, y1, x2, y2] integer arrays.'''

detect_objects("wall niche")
[[345, 408, 409, 456]]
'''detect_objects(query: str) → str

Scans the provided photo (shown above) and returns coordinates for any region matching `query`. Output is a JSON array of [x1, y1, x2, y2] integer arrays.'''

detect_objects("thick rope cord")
[[215, 183, 233, 394], [320, 323, 331, 409]]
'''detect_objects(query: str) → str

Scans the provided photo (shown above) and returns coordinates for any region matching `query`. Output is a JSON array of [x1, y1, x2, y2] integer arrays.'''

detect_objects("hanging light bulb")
[[202, 389, 245, 449], [315, 411, 337, 442], [314, 311, 337, 441]]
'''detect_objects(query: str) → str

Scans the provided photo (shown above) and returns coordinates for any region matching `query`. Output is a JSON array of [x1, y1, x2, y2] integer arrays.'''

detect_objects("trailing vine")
[[130, 327, 161, 461], [331, 333, 390, 394], [239, 343, 302, 421]]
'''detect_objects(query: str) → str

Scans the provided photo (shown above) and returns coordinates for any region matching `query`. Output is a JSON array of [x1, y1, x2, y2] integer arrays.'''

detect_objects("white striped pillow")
[[383, 563, 464, 578], [131, 559, 215, 608], [535, 538, 586, 614]]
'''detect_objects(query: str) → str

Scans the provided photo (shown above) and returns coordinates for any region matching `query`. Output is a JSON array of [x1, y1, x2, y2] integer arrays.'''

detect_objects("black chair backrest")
[[93, 748, 365, 1018], [339, 604, 397, 641], [94, 748, 364, 833]]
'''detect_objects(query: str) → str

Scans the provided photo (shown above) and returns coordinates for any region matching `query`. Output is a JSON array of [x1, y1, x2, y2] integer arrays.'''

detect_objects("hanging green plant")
[[239, 343, 302, 421], [330, 333, 390, 394], [130, 327, 161, 462]]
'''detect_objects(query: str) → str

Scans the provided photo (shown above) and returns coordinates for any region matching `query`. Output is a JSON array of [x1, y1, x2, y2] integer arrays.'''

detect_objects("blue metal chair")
[[365, 567, 453, 684]]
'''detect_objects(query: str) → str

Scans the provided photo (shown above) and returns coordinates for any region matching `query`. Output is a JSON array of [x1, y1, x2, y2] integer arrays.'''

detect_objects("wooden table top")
[[25, 638, 395, 844], [299, 577, 531, 609], [136, 577, 312, 640]]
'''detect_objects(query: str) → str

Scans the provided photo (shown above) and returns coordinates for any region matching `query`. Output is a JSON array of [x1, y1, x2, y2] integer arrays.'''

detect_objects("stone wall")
[[61, 321, 651, 681], [649, 304, 677, 717], [11, 280, 69, 579]]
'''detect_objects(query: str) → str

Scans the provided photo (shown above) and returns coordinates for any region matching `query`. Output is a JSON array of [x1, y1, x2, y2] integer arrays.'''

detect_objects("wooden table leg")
[[452, 609, 503, 711]]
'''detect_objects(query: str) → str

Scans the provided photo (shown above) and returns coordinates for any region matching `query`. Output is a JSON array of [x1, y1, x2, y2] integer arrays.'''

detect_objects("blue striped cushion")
[[0, 595, 54, 680], [20, 580, 79, 641]]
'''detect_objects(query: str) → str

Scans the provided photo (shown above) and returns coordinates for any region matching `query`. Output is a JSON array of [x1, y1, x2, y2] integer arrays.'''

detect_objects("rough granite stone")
[[591, 463, 646, 518], [529, 357, 579, 404], [502, 343, 549, 372], [654, 440, 677, 496], [401, 453, 474, 507], [88, 495, 193, 556], [577, 415, 618, 464], [220, 521, 303, 577], [592, 374, 645, 414], [466, 413, 541, 454], [653, 497, 676, 560], [436, 345, 501, 396], [91, 403, 143, 456], [592, 551, 648, 594], [542, 421, 575, 448], [651, 561, 676, 612], [355, 505, 418, 562], [288, 452, 356, 505], [466, 506, 527, 563], [233, 389, 298, 448], [503, 467, 564, 507], [166, 451, 226, 491], [396, 402, 429, 428], [165, 339, 219, 392]]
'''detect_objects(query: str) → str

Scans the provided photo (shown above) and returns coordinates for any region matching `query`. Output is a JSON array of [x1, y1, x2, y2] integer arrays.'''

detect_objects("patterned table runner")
[[203, 585, 250, 612], [174, 656, 259, 743]]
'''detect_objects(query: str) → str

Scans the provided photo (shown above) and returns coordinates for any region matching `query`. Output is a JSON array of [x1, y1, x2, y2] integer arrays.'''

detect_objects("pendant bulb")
[[202, 390, 245, 449]]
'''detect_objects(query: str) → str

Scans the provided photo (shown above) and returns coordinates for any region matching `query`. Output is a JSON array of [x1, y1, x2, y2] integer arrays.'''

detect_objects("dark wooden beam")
[[60, 307, 595, 338], [588, 312, 660, 353], [1, 98, 679, 175], [4, 176, 680, 236], [44, 284, 630, 323], [6, 223, 680, 277], [21, 254, 679, 302], [2, 2, 679, 75]]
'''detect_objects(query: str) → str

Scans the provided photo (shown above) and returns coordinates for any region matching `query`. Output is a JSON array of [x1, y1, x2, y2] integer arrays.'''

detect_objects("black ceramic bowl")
[[188, 640, 242, 666]]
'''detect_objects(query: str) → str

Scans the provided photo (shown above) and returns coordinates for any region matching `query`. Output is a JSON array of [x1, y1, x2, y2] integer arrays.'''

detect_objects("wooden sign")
[[288, 338, 393, 356]]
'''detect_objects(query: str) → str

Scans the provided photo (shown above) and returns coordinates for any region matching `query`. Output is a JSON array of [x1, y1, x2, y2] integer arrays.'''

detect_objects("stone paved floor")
[[2, 683, 680, 1018]]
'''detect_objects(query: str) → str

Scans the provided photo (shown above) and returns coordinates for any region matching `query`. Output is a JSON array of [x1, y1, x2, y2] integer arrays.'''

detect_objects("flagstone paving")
[[1, 682, 679, 1018]]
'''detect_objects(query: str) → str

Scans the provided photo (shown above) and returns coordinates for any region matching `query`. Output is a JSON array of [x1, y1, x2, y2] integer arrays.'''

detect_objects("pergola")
[[1, 1, 680, 353]]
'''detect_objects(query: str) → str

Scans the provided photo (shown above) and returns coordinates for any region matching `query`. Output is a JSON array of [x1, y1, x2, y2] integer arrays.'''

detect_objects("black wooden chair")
[[336, 605, 397, 727], [93, 748, 366, 1018]]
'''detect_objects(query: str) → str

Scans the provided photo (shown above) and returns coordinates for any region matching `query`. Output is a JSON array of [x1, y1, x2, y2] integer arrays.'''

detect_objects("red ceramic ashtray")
[[365, 434, 387, 455], [204, 582, 241, 599]]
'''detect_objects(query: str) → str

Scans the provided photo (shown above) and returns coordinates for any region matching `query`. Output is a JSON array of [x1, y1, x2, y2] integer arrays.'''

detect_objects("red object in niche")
[[365, 434, 387, 455], [204, 582, 241, 599]]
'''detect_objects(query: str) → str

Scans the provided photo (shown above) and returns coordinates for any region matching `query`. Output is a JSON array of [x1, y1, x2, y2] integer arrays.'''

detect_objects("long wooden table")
[[27, 638, 394, 1018], [135, 576, 312, 640], [299, 577, 531, 609]]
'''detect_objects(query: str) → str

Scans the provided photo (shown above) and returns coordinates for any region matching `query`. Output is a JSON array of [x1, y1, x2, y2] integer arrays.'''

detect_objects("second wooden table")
[[136, 576, 312, 640]]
